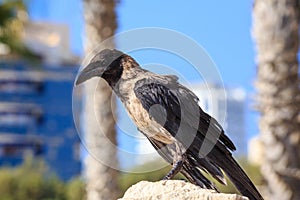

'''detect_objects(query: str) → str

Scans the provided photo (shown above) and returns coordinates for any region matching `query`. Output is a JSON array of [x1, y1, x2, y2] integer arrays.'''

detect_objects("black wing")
[[134, 78, 235, 152], [134, 78, 263, 200]]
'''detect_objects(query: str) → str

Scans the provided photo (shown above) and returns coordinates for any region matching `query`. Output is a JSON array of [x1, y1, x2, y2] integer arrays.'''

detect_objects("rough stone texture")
[[119, 180, 248, 200]]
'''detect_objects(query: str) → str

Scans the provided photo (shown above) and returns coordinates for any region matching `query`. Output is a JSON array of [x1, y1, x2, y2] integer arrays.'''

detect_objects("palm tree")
[[252, 0, 300, 199], [82, 0, 119, 199]]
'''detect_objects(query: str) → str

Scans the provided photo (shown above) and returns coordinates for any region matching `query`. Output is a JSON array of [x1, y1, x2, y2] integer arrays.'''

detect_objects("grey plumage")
[[76, 49, 263, 200]]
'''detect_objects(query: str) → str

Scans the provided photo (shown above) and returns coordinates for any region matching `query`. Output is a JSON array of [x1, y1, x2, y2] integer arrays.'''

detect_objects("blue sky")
[[28, 0, 257, 90], [28, 0, 260, 167], [28, 0, 256, 88], [117, 1, 256, 88]]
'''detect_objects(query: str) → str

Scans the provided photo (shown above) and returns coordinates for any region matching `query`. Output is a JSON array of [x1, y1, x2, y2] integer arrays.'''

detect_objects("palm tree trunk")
[[252, 0, 300, 199], [82, 0, 119, 199]]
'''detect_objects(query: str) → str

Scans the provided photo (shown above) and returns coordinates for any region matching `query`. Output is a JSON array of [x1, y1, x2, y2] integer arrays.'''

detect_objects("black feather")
[[134, 77, 263, 200]]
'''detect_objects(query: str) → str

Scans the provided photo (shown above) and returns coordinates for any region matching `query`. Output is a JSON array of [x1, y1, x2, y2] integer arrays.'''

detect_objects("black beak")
[[75, 61, 104, 85]]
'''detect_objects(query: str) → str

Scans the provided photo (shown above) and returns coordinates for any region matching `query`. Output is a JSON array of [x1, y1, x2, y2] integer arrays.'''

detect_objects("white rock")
[[119, 180, 249, 200]]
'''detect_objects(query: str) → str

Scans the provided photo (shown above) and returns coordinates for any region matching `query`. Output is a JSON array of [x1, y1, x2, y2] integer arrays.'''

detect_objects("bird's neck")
[[113, 67, 141, 93]]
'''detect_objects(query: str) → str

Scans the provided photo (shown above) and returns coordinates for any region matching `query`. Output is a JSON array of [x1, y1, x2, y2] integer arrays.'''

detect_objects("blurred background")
[[0, 0, 299, 200]]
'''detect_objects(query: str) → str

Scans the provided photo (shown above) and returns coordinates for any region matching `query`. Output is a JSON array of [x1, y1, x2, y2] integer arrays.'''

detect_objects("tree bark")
[[252, 0, 300, 199], [82, 0, 119, 199]]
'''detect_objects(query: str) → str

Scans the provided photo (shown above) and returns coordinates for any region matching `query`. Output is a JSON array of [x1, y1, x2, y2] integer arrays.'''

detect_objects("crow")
[[76, 49, 263, 200]]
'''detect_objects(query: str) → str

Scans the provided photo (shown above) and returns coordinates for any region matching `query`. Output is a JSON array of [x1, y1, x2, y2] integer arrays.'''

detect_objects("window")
[[0, 79, 44, 94], [0, 103, 43, 127], [0, 134, 44, 158]]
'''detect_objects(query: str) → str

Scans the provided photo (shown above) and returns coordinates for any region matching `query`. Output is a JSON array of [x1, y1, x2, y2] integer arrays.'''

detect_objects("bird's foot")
[[163, 159, 184, 180]]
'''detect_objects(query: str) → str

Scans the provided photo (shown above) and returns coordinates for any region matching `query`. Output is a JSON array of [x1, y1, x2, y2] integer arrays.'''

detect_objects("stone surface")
[[119, 180, 249, 200]]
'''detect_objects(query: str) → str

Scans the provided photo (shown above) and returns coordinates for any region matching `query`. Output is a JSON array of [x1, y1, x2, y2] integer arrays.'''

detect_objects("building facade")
[[0, 61, 81, 180]]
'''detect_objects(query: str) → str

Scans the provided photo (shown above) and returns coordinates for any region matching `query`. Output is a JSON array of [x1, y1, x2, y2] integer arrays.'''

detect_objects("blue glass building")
[[0, 61, 81, 180]]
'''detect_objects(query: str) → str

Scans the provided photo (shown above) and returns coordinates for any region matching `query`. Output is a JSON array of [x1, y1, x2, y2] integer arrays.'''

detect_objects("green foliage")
[[0, 0, 40, 60], [0, 0, 26, 26], [119, 157, 262, 196], [66, 178, 86, 200], [0, 157, 85, 200]]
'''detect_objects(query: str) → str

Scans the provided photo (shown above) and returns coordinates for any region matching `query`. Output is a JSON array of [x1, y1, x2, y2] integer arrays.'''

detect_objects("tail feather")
[[206, 148, 264, 200], [187, 122, 263, 199], [146, 133, 263, 200]]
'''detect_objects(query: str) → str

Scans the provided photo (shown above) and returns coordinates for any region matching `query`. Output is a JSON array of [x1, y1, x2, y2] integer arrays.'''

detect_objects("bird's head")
[[75, 49, 125, 87]]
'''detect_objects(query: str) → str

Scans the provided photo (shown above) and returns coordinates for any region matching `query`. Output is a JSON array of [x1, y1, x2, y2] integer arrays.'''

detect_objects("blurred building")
[[248, 135, 264, 165], [0, 62, 81, 180], [134, 82, 248, 166], [23, 21, 80, 65]]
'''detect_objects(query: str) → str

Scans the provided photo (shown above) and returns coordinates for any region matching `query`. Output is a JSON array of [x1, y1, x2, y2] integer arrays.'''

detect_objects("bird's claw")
[[163, 160, 184, 180]]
